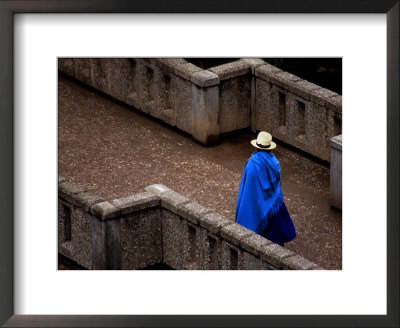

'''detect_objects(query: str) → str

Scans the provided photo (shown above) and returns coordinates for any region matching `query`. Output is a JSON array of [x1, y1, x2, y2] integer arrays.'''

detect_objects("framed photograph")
[[1, 1, 398, 327]]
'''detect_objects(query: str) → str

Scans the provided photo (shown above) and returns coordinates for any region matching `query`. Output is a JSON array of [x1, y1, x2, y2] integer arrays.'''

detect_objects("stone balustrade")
[[58, 178, 323, 270], [58, 58, 341, 162]]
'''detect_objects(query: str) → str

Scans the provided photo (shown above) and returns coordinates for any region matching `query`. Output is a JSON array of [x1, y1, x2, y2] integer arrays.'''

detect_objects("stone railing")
[[58, 58, 341, 162], [330, 135, 342, 209], [254, 63, 342, 161], [58, 177, 322, 270]]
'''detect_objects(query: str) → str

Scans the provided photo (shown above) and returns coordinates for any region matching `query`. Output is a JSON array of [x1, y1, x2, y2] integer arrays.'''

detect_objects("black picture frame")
[[0, 1, 398, 327]]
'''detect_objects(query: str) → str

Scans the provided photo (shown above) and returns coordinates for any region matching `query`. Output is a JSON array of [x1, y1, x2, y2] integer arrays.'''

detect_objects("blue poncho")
[[235, 151, 284, 234]]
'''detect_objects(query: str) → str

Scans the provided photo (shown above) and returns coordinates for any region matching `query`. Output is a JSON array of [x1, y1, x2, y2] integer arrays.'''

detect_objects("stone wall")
[[330, 135, 342, 210], [58, 178, 323, 270], [58, 58, 341, 162], [254, 63, 342, 161]]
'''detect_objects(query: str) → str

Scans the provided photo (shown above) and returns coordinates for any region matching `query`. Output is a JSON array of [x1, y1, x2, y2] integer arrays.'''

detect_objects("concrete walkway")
[[58, 74, 342, 270]]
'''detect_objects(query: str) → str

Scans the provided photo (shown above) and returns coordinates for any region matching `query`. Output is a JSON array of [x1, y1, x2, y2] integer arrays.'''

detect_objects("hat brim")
[[251, 139, 277, 150]]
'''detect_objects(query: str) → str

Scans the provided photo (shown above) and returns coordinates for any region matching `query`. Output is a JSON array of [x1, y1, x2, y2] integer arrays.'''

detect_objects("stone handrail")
[[58, 58, 341, 162], [58, 177, 323, 270]]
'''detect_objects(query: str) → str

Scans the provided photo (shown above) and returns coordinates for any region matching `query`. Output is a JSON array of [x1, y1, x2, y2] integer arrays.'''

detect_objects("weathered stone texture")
[[191, 85, 220, 145], [198, 212, 233, 235], [160, 190, 190, 214], [91, 58, 110, 93], [174, 62, 202, 81], [240, 234, 273, 257], [58, 200, 73, 246], [209, 61, 250, 80], [144, 184, 172, 197], [74, 58, 93, 86], [59, 58, 341, 162], [221, 240, 241, 270], [174, 76, 193, 134], [72, 208, 94, 269], [191, 70, 220, 87], [121, 207, 162, 269], [281, 254, 322, 270], [219, 76, 251, 134], [90, 201, 120, 220], [91, 217, 122, 270], [259, 243, 296, 269], [330, 135, 342, 210], [199, 229, 221, 270], [58, 58, 76, 77], [59, 181, 86, 204], [110, 192, 159, 215], [162, 209, 185, 269], [240, 251, 277, 270], [177, 202, 212, 225], [239, 58, 266, 74], [72, 191, 104, 212], [220, 223, 254, 247]]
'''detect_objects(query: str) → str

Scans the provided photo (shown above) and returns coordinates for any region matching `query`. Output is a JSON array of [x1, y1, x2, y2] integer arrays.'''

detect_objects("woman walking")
[[235, 131, 296, 246]]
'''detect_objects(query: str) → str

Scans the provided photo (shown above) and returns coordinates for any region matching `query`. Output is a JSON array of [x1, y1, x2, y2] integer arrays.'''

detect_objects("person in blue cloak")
[[235, 131, 296, 246]]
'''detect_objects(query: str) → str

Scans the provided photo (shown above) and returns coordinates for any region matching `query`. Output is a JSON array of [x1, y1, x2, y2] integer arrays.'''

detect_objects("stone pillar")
[[191, 71, 220, 145], [90, 201, 122, 270], [330, 134, 342, 210]]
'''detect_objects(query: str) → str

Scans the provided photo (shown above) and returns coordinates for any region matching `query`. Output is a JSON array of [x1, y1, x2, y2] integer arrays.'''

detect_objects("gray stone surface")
[[326, 95, 342, 114], [121, 207, 162, 269], [58, 58, 76, 77], [111, 192, 160, 215], [209, 61, 250, 80], [286, 79, 321, 101], [106, 58, 135, 102], [58, 200, 73, 246], [281, 254, 321, 270], [91, 58, 110, 93], [219, 76, 251, 134], [310, 88, 340, 106], [239, 58, 266, 74], [174, 62, 203, 80], [90, 201, 120, 220], [59, 181, 86, 204], [259, 243, 296, 269], [254, 78, 275, 133], [162, 209, 185, 269], [306, 101, 331, 161], [191, 85, 220, 145], [221, 240, 241, 270], [199, 229, 221, 270], [59, 58, 341, 163], [257, 66, 304, 92], [177, 202, 212, 225], [74, 58, 93, 86], [254, 63, 281, 80], [198, 212, 233, 235], [240, 251, 277, 270], [180, 221, 202, 269], [144, 184, 172, 197], [221, 223, 254, 246], [330, 135, 342, 210], [73, 208, 94, 269], [174, 76, 193, 134], [72, 191, 104, 212], [191, 70, 220, 87], [160, 190, 190, 214], [240, 234, 273, 257], [91, 216, 122, 269]]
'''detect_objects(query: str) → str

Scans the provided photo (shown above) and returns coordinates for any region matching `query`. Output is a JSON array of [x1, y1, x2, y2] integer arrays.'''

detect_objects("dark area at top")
[[185, 58, 342, 95]]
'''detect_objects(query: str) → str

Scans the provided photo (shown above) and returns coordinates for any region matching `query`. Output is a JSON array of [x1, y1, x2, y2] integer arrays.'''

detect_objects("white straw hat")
[[250, 131, 277, 150]]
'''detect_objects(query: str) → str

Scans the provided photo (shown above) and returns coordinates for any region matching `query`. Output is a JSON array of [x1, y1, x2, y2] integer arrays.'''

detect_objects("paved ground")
[[58, 74, 342, 270]]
